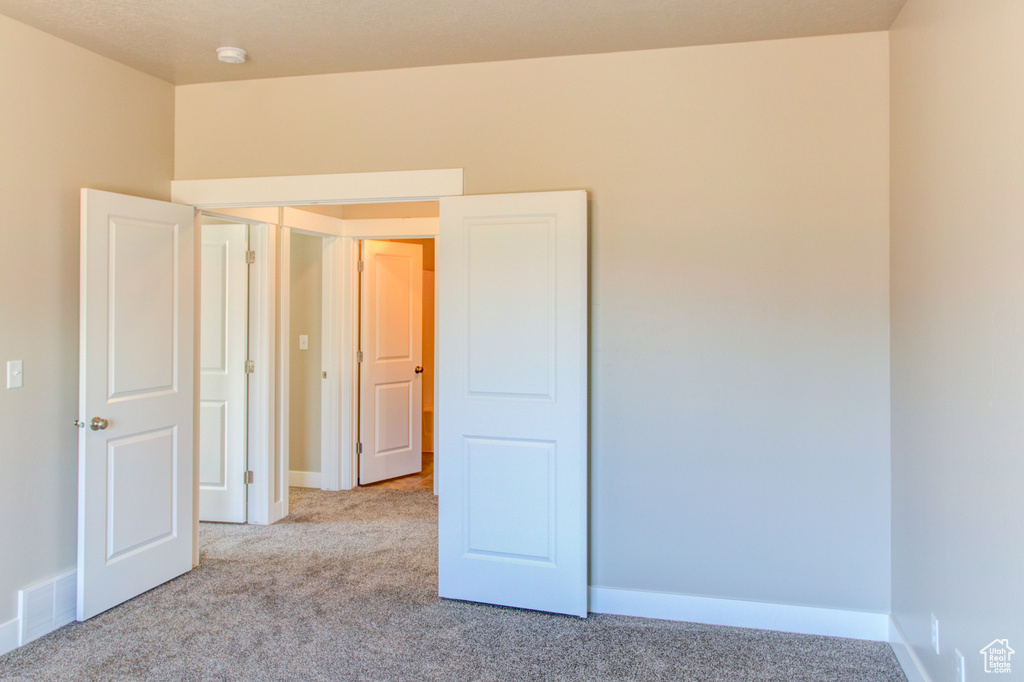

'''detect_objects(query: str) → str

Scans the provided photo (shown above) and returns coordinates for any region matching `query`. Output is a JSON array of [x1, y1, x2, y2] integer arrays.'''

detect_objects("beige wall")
[[177, 32, 892, 611], [0, 15, 174, 624], [289, 232, 323, 475], [890, 0, 1024, 676]]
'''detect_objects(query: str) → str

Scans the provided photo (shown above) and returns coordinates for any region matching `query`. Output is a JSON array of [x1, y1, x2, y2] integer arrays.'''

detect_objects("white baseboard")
[[588, 587, 890, 642], [888, 616, 933, 682], [289, 470, 322, 488], [0, 617, 18, 657]]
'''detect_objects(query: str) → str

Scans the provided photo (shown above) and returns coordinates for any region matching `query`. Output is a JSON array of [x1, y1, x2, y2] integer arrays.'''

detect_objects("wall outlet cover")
[[7, 360, 23, 389]]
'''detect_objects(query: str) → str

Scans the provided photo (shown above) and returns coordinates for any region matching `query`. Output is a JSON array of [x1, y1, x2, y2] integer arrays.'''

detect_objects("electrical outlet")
[[955, 648, 965, 682], [931, 613, 940, 655]]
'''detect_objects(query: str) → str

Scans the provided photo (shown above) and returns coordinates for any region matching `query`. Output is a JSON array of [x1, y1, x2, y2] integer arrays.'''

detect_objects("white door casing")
[[78, 189, 196, 620], [199, 223, 248, 523], [359, 240, 424, 484], [437, 191, 588, 617]]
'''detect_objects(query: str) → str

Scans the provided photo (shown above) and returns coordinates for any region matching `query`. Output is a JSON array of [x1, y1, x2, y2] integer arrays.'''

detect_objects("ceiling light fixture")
[[216, 47, 247, 64]]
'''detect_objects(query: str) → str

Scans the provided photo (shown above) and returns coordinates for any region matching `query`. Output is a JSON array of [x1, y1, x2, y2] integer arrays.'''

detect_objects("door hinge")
[[357, 260, 364, 272], [246, 250, 256, 264], [356, 442, 363, 455], [356, 350, 363, 363], [244, 470, 254, 484], [245, 360, 255, 374], [322, 371, 327, 379]]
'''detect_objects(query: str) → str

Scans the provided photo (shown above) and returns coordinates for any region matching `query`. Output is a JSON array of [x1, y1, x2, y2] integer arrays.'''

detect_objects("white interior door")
[[78, 189, 196, 620], [199, 223, 248, 523], [359, 240, 423, 484], [438, 191, 588, 617]]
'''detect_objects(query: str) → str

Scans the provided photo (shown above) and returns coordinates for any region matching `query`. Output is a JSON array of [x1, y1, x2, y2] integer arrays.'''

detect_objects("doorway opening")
[[284, 202, 439, 496]]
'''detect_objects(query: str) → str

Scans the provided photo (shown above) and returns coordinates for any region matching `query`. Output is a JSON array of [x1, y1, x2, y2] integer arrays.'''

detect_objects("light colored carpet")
[[0, 487, 906, 681]]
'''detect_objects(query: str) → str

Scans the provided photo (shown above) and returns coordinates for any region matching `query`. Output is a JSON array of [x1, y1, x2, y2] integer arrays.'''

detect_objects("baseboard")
[[888, 616, 933, 682], [289, 470, 322, 488], [588, 587, 890, 641], [0, 617, 18, 657]]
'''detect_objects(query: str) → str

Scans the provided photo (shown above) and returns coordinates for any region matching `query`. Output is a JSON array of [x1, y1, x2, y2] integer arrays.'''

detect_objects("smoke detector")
[[216, 47, 247, 64]]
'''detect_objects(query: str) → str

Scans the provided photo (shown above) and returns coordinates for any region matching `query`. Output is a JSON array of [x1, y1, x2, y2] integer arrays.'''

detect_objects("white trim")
[[588, 587, 890, 642], [338, 229, 437, 490], [889, 616, 934, 682], [342, 217, 439, 238], [342, 238, 360, 489], [320, 237, 343, 490], [202, 207, 280, 224], [288, 470, 323, 488], [171, 169, 464, 208], [432, 238, 440, 496], [246, 222, 276, 525], [282, 207, 345, 237], [275, 222, 290, 524], [0, 617, 19, 656]]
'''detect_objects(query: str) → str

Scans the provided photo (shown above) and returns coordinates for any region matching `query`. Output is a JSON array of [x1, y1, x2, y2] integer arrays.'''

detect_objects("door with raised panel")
[[359, 240, 424, 484], [437, 191, 588, 617], [199, 222, 248, 523], [77, 189, 195, 620]]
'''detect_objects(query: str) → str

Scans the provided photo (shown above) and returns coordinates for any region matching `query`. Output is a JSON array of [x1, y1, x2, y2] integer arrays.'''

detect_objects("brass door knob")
[[414, 366, 424, 374], [90, 417, 109, 431]]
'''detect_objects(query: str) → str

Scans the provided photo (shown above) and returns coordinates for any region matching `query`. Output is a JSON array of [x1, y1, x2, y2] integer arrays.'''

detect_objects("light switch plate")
[[7, 360, 23, 389], [299, 335, 309, 350]]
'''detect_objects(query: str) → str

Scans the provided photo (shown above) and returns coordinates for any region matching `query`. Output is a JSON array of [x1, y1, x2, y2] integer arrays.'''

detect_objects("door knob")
[[90, 417, 109, 431], [415, 366, 424, 374]]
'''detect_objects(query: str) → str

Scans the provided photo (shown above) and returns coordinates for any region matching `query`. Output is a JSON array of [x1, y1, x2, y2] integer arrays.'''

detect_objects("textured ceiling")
[[0, 0, 907, 85]]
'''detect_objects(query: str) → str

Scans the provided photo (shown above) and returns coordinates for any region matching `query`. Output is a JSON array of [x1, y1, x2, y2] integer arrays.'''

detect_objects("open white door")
[[78, 189, 196, 620], [359, 240, 423, 484], [199, 223, 248, 523], [438, 191, 588, 617]]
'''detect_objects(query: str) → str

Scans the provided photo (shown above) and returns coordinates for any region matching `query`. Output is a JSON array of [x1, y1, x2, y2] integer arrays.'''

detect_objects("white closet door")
[[438, 191, 588, 617], [78, 189, 195, 620]]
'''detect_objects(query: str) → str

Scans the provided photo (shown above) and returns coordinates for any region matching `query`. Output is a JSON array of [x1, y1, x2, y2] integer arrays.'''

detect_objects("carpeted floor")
[[0, 487, 906, 681]]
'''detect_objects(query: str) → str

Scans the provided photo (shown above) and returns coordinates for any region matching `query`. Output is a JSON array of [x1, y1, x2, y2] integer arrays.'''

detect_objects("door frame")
[[278, 214, 439, 492], [172, 169, 462, 531]]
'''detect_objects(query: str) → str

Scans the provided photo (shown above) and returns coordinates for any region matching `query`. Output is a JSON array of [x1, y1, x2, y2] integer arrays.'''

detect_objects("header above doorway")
[[171, 169, 464, 208]]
